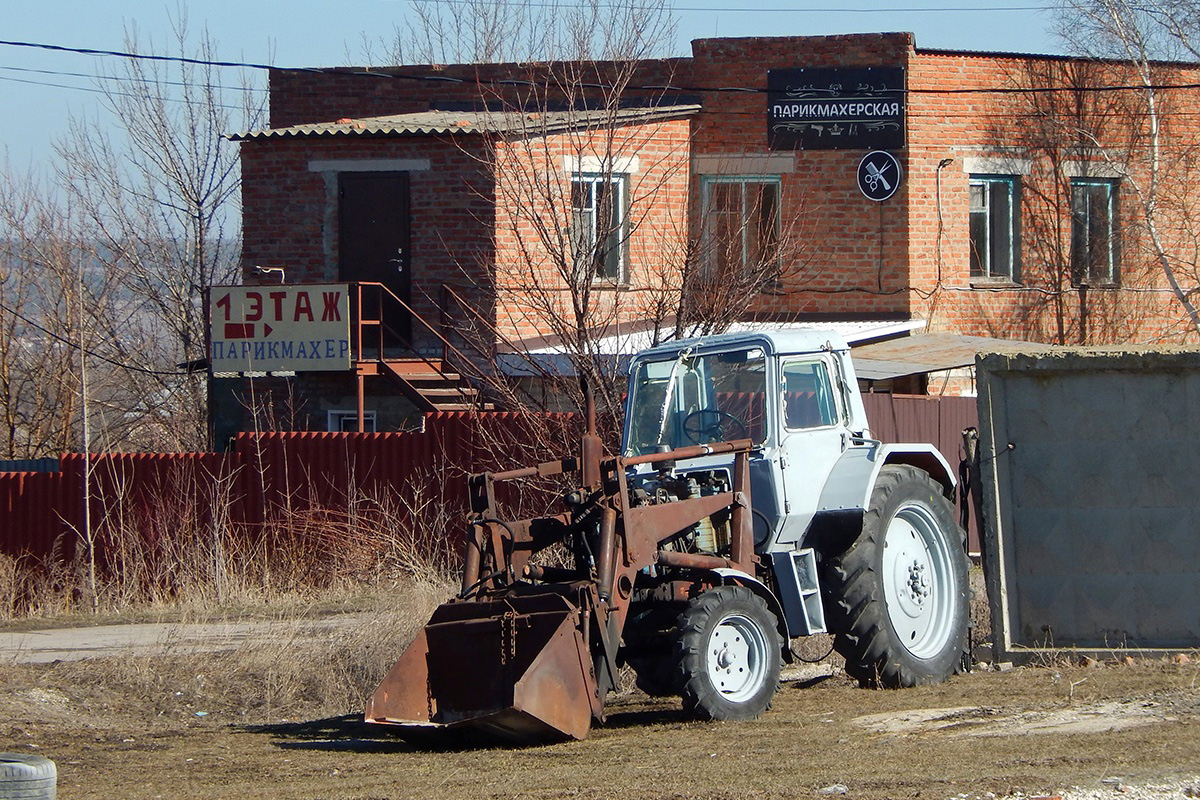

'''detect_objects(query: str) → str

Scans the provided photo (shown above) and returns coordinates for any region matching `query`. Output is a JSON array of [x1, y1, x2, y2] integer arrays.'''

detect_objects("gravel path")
[[992, 777, 1200, 799], [0, 615, 368, 663]]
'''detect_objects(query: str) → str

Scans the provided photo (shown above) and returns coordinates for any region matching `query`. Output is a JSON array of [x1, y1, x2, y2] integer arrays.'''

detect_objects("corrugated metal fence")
[[862, 393, 981, 551], [0, 412, 577, 564], [0, 397, 979, 564]]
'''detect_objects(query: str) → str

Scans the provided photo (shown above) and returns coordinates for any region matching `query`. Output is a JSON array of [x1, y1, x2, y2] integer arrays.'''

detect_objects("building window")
[[700, 176, 781, 280], [1071, 178, 1119, 286], [328, 410, 376, 432], [571, 174, 628, 283], [969, 175, 1019, 282]]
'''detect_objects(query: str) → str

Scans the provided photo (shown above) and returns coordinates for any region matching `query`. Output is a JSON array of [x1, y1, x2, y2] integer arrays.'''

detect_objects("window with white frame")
[[328, 410, 376, 432], [700, 176, 782, 281], [969, 175, 1020, 282], [570, 174, 629, 283], [1071, 178, 1119, 286]]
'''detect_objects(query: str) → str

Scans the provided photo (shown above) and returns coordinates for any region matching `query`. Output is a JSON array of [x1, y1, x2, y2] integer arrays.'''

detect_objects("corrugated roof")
[[850, 332, 1060, 381], [230, 105, 701, 140], [495, 318, 927, 377]]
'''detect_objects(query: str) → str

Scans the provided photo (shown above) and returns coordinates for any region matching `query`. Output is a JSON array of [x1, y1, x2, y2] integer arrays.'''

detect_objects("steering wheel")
[[682, 409, 749, 444]]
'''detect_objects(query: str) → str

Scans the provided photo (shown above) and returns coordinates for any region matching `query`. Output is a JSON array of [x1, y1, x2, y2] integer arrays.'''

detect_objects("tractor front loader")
[[366, 330, 972, 744], [366, 407, 765, 742]]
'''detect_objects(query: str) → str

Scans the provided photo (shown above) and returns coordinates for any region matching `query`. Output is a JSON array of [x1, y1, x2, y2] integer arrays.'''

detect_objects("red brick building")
[[223, 33, 1200, 436]]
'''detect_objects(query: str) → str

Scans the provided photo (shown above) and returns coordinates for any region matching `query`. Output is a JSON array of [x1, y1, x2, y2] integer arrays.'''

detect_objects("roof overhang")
[[229, 105, 702, 140], [850, 332, 1060, 381], [496, 318, 926, 377]]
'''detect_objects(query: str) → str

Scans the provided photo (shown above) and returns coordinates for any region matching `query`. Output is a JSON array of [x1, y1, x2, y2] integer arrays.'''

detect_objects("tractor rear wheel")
[[674, 586, 781, 720], [824, 464, 969, 688]]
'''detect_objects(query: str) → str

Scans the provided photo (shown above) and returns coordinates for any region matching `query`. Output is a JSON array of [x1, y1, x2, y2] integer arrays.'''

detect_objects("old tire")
[[0, 753, 56, 799], [675, 586, 781, 720], [825, 464, 969, 688]]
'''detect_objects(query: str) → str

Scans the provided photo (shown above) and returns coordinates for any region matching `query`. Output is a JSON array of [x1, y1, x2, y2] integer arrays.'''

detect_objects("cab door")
[[770, 356, 850, 548]]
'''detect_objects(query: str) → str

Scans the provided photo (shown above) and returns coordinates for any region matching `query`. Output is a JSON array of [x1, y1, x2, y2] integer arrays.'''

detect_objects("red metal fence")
[[862, 393, 981, 551], [0, 412, 577, 564], [0, 396, 979, 564]]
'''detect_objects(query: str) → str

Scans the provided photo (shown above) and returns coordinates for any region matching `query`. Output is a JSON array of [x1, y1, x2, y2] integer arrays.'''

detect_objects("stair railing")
[[352, 281, 494, 394]]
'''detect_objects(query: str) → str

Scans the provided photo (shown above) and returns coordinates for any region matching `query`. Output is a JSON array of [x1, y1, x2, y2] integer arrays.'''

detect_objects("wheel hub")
[[907, 560, 930, 602], [706, 613, 769, 702], [881, 501, 958, 659], [716, 646, 735, 669]]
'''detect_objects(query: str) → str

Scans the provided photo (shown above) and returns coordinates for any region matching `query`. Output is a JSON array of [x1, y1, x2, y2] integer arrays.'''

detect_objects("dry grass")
[[0, 575, 453, 726], [1, 474, 461, 623], [3, 645, 1200, 800]]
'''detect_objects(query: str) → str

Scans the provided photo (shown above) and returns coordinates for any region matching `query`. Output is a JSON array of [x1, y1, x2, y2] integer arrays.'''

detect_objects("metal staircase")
[[364, 358, 484, 412], [352, 282, 493, 418]]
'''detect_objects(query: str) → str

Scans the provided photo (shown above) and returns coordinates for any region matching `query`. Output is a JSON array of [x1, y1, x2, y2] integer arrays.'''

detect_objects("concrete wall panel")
[[978, 349, 1200, 660]]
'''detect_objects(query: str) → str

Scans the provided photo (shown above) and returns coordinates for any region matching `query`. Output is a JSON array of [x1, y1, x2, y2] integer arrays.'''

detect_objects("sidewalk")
[[0, 615, 367, 664]]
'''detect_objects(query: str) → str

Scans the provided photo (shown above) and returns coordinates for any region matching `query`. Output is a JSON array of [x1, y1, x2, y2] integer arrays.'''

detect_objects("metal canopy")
[[850, 333, 1058, 381]]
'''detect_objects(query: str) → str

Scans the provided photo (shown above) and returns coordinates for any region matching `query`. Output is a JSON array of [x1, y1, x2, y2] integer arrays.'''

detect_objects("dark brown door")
[[338, 172, 412, 346]]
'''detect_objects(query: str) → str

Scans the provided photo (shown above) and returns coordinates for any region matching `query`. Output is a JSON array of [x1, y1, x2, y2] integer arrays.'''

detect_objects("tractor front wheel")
[[674, 586, 781, 720], [825, 464, 970, 688]]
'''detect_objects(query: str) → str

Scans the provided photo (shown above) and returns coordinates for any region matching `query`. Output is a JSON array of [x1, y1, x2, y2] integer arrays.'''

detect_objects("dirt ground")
[[3, 647, 1200, 799], [2, 576, 1199, 800]]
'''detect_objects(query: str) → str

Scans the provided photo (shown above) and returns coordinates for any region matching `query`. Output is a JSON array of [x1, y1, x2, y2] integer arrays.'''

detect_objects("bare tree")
[[374, 0, 806, 432], [1055, 0, 1200, 336], [0, 176, 82, 459], [375, 0, 677, 65], [55, 13, 265, 450], [0, 168, 150, 458]]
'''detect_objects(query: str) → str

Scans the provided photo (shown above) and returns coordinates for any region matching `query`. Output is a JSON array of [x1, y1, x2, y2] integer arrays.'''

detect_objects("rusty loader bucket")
[[365, 592, 598, 743]]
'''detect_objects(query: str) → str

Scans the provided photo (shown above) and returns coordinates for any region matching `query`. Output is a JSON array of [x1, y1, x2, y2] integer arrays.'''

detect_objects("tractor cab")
[[623, 331, 870, 552]]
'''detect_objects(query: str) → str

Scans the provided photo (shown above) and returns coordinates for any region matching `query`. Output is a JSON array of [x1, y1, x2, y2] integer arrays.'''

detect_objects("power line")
[[0, 39, 293, 74], [0, 73, 250, 111], [0, 63, 263, 93], [8, 37, 1200, 99], [0, 297, 189, 377]]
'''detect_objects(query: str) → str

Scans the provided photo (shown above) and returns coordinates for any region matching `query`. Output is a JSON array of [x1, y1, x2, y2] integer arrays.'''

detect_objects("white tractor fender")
[[710, 567, 793, 657], [817, 442, 956, 515], [801, 443, 957, 555]]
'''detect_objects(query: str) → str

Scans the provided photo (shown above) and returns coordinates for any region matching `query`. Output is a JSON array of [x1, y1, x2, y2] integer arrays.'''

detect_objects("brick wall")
[[241, 134, 496, 349], [905, 49, 1200, 345], [689, 35, 916, 319], [235, 33, 1200, 435], [490, 117, 693, 343], [267, 60, 692, 128]]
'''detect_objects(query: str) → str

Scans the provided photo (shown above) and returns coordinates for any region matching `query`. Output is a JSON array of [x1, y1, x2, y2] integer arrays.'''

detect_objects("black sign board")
[[767, 67, 905, 151]]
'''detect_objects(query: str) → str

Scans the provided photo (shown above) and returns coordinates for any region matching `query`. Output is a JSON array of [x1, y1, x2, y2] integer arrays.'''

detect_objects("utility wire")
[[0, 297, 189, 377], [0, 63, 263, 93], [11, 59, 1200, 124], [5, 38, 1200, 98], [0, 39, 297, 74], [0, 73, 250, 111]]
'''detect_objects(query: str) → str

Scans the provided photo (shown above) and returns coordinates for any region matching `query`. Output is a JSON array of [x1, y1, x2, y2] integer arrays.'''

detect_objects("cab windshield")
[[625, 348, 768, 456]]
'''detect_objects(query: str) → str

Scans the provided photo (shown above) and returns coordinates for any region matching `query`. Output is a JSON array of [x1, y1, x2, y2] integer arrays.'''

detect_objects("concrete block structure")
[[977, 348, 1200, 659]]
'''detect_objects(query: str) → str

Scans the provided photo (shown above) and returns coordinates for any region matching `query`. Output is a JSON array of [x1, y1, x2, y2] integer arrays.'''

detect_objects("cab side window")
[[782, 360, 838, 429]]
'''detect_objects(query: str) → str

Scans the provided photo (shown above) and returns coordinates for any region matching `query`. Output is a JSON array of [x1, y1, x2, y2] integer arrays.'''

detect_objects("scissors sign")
[[858, 151, 902, 202]]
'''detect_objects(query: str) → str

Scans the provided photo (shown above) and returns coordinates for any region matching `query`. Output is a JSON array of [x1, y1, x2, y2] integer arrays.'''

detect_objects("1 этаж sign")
[[208, 284, 351, 374]]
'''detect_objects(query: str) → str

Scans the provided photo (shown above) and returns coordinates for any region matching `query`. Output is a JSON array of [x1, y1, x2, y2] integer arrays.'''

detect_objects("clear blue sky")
[[2, 1, 1062, 174]]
